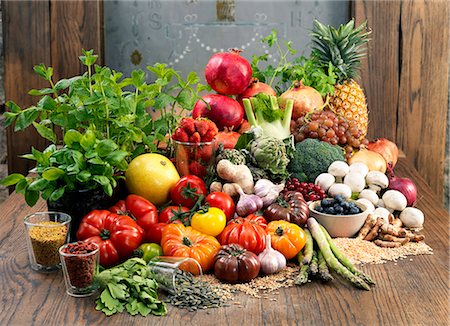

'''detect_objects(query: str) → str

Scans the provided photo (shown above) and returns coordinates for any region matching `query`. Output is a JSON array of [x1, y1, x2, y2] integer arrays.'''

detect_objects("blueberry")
[[334, 206, 344, 214], [315, 206, 324, 212], [326, 207, 335, 215], [349, 207, 360, 214], [341, 201, 350, 209], [321, 199, 334, 207], [334, 195, 345, 203]]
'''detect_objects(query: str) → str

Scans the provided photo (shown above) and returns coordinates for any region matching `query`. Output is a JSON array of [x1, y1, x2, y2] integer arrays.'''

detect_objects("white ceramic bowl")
[[309, 200, 370, 238]]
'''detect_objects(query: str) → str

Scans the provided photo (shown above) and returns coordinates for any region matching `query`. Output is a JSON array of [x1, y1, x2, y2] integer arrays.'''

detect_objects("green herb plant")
[[1, 50, 206, 206], [94, 258, 167, 317], [251, 29, 337, 96]]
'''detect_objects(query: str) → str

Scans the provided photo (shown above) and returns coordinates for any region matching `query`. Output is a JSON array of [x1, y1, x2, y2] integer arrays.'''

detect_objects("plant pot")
[[47, 184, 125, 241]]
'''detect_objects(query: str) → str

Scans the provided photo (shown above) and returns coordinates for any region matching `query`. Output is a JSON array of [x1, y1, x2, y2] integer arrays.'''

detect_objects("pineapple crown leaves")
[[310, 19, 371, 82]]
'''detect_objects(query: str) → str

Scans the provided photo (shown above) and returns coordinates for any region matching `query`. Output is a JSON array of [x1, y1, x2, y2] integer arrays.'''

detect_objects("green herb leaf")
[[0, 173, 25, 186], [25, 188, 39, 206], [28, 178, 49, 192], [96, 139, 118, 157], [64, 130, 82, 146], [33, 63, 53, 80], [6, 100, 21, 113], [15, 108, 39, 131], [105, 150, 129, 166], [49, 186, 66, 202], [80, 130, 96, 150], [15, 179, 29, 195], [42, 167, 65, 181], [32, 122, 57, 143], [31, 147, 48, 166]]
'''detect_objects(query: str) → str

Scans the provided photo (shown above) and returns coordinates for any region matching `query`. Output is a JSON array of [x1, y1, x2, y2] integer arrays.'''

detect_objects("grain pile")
[[332, 238, 433, 265]]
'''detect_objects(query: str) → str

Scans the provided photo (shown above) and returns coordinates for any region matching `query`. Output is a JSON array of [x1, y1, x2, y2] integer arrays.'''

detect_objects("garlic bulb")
[[254, 179, 285, 207], [236, 187, 263, 216], [258, 235, 286, 274]]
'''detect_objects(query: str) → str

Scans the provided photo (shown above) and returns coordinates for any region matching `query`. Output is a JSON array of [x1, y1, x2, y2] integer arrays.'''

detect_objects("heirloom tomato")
[[217, 214, 267, 254], [170, 175, 207, 208], [146, 222, 167, 245], [76, 210, 143, 267], [214, 244, 261, 283], [266, 220, 307, 259], [205, 192, 235, 221], [191, 207, 226, 237], [161, 223, 220, 272]]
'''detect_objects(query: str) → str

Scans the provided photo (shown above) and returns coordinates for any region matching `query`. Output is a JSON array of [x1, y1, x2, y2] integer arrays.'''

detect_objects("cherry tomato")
[[135, 243, 163, 263], [170, 175, 207, 208], [191, 207, 227, 237], [159, 205, 190, 224], [205, 192, 235, 221]]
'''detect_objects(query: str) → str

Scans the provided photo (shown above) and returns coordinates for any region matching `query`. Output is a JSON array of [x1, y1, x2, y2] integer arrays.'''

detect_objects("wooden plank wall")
[[2, 0, 103, 177], [353, 0, 449, 201]]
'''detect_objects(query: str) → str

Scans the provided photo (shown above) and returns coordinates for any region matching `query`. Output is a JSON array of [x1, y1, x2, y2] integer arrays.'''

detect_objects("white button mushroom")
[[373, 207, 391, 224], [358, 189, 379, 205], [344, 172, 366, 193], [382, 190, 407, 213], [356, 198, 375, 212], [315, 173, 335, 192], [349, 162, 369, 177], [328, 161, 349, 183], [328, 183, 352, 199], [366, 171, 389, 194], [400, 207, 424, 228]]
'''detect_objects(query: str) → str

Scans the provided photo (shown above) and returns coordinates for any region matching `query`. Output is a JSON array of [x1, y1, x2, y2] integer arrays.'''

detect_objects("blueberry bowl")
[[308, 198, 370, 238]]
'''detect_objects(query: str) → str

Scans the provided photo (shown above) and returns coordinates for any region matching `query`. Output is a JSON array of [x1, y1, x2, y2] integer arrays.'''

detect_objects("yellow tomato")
[[125, 153, 180, 206], [191, 207, 226, 237]]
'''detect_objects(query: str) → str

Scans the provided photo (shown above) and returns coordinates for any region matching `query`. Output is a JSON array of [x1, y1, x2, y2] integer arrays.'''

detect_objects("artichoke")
[[249, 137, 290, 179]]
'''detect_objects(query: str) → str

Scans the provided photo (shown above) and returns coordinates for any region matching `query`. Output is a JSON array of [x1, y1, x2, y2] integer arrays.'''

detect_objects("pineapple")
[[311, 19, 371, 136]]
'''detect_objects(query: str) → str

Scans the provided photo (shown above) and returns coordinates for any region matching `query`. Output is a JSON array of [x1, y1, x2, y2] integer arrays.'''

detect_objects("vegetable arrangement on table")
[[2, 18, 431, 317]]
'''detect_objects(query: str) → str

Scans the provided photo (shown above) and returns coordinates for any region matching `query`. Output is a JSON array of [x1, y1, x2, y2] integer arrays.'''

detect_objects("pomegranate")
[[193, 94, 244, 131], [367, 138, 399, 169], [214, 130, 241, 149], [279, 81, 324, 120], [204, 49, 252, 95], [236, 78, 277, 107]]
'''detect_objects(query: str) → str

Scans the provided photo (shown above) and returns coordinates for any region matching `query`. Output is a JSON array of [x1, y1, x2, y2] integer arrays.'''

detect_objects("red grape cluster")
[[290, 109, 369, 158], [284, 179, 327, 202]]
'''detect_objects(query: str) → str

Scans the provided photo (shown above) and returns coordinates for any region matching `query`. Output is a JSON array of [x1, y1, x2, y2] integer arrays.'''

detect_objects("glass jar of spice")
[[24, 212, 71, 272], [59, 241, 100, 297]]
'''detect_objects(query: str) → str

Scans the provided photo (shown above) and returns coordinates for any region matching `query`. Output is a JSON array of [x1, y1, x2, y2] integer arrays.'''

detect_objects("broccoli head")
[[287, 138, 345, 182]]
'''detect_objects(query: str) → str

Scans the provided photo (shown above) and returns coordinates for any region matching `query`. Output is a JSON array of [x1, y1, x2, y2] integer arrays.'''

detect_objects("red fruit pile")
[[172, 117, 218, 143], [284, 179, 327, 202]]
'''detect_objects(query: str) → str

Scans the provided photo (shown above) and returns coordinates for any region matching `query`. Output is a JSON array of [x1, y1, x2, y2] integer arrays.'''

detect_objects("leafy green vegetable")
[[243, 93, 293, 140], [288, 138, 345, 182], [251, 29, 337, 96], [94, 258, 167, 317]]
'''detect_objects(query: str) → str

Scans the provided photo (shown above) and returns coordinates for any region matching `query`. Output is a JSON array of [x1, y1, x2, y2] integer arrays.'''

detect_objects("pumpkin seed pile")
[[166, 270, 233, 311]]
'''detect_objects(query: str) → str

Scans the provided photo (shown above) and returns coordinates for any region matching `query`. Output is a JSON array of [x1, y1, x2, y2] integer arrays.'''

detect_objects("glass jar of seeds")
[[24, 212, 71, 272]]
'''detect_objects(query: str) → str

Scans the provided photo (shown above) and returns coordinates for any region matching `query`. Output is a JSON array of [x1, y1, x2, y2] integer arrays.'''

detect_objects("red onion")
[[387, 167, 417, 206], [204, 49, 252, 95]]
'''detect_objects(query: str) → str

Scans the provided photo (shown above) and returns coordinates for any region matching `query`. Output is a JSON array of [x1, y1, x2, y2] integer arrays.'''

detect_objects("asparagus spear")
[[319, 225, 375, 286], [295, 251, 309, 286], [307, 250, 319, 276], [317, 250, 334, 282], [307, 218, 370, 291], [301, 229, 314, 265]]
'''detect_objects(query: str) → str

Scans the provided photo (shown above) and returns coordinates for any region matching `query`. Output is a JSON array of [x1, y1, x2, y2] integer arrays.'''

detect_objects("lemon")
[[125, 153, 180, 206]]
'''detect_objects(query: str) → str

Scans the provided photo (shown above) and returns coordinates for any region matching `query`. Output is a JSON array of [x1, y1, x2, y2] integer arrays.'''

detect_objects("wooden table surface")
[[0, 157, 448, 326]]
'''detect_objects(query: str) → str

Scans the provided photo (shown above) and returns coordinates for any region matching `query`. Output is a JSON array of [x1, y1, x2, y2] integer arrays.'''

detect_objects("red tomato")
[[205, 192, 235, 221], [76, 210, 143, 267], [109, 200, 127, 214], [217, 214, 268, 254], [170, 175, 207, 208], [145, 222, 168, 245], [159, 205, 190, 224]]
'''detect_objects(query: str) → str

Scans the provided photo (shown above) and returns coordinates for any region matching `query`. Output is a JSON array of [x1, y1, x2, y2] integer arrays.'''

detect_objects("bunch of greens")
[[94, 258, 167, 317], [251, 29, 337, 96], [1, 129, 127, 206]]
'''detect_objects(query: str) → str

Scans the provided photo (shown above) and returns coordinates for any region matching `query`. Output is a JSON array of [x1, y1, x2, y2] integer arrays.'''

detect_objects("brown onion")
[[348, 148, 387, 173], [367, 138, 399, 169], [279, 81, 324, 120]]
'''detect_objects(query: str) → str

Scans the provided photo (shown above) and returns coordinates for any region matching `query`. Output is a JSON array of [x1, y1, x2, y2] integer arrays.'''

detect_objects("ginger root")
[[357, 214, 377, 240], [216, 159, 254, 194], [364, 218, 383, 241], [374, 239, 402, 248]]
